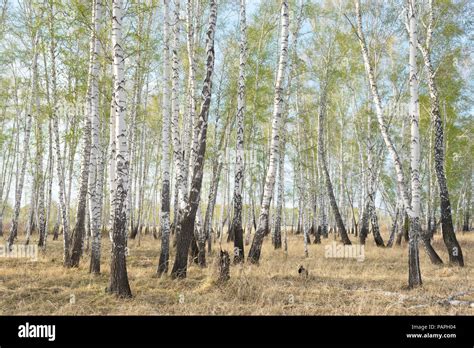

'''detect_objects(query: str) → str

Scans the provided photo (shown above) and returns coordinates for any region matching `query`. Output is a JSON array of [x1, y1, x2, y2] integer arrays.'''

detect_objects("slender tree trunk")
[[24, 164, 37, 246], [157, 0, 172, 276], [248, 0, 289, 264], [355, 0, 426, 287], [273, 139, 285, 250], [171, 0, 217, 279], [366, 105, 384, 247], [69, 0, 100, 266], [231, 0, 247, 264], [7, 33, 39, 250], [274, 4, 303, 249], [407, 0, 423, 287], [417, 0, 464, 266], [170, 0, 186, 225], [48, 0, 71, 265], [359, 200, 370, 244], [185, 0, 198, 194], [318, 80, 351, 246], [203, 95, 232, 251], [108, 0, 132, 298], [109, 68, 116, 242], [89, 0, 103, 274], [38, 113, 52, 249], [0, 112, 16, 238], [185, 0, 197, 190], [195, 206, 207, 266], [32, 56, 45, 248], [204, 160, 223, 253], [387, 206, 400, 248]]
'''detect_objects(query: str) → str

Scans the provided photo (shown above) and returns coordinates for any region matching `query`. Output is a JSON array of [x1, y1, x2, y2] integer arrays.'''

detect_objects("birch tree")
[[407, 0, 423, 287], [68, 0, 102, 267], [416, 0, 464, 267], [274, 2, 303, 249], [170, 0, 186, 221], [171, 0, 217, 278], [48, 0, 72, 266], [230, 0, 247, 264], [108, 0, 132, 297], [89, 0, 103, 274], [6, 30, 38, 250], [248, 0, 289, 264], [354, 0, 427, 287], [318, 74, 351, 246], [157, 0, 172, 277]]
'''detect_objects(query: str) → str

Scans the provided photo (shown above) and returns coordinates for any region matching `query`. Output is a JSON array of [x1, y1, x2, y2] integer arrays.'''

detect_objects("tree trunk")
[[48, 0, 71, 266], [356, 0, 430, 288], [157, 0, 172, 277], [417, 0, 464, 266], [407, 0, 423, 287], [32, 57, 45, 248], [368, 197, 384, 247], [171, 0, 217, 279], [38, 115, 51, 249], [366, 103, 384, 247], [318, 78, 351, 246], [273, 140, 285, 250], [387, 206, 399, 248], [248, 0, 289, 264], [69, 62, 93, 267], [108, 0, 132, 298], [217, 250, 230, 282], [231, 0, 247, 263], [89, 0, 103, 274], [7, 32, 39, 250], [359, 198, 370, 244]]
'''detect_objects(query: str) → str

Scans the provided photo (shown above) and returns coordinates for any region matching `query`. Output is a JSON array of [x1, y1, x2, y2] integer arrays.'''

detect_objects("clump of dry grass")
[[0, 230, 473, 315]]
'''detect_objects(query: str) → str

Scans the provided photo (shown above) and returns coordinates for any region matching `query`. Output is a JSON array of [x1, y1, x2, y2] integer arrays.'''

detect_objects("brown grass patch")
[[0, 231, 473, 315]]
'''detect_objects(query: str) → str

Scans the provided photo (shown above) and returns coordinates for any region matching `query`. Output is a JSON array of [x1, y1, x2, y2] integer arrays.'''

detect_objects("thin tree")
[[48, 0, 72, 266], [318, 75, 352, 246], [108, 0, 132, 298], [157, 0, 171, 277], [353, 0, 428, 287], [248, 0, 289, 264], [171, 0, 218, 278], [7, 30, 39, 250], [230, 0, 247, 264], [89, 0, 103, 274], [69, 0, 102, 268], [407, 0, 423, 287], [416, 0, 464, 266]]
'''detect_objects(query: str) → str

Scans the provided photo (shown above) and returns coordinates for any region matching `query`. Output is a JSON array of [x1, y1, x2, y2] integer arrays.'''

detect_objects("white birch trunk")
[[171, 0, 217, 278], [49, 4, 71, 265], [230, 0, 247, 263], [248, 0, 289, 263], [416, 0, 464, 266], [6, 33, 39, 250], [407, 0, 422, 287], [89, 0, 103, 274], [157, 0, 172, 276], [170, 0, 186, 212], [109, 69, 116, 242], [108, 0, 132, 297]]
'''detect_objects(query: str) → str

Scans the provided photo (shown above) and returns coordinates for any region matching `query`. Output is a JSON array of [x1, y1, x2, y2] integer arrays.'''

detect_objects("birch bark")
[[108, 0, 132, 297], [248, 0, 289, 264], [157, 0, 172, 276]]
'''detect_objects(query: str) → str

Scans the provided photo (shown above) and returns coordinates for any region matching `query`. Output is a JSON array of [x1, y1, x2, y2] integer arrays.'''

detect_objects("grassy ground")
[[0, 229, 473, 315]]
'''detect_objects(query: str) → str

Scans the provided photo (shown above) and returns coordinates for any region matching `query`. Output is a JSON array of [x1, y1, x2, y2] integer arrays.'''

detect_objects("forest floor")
[[0, 230, 473, 315]]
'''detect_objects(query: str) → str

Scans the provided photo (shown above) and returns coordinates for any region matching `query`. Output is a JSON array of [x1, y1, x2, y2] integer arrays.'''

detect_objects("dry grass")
[[0, 230, 473, 315]]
